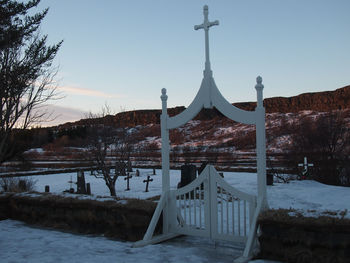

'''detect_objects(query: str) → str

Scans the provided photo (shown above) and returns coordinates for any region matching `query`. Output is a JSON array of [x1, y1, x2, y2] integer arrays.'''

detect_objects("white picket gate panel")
[[169, 165, 256, 243]]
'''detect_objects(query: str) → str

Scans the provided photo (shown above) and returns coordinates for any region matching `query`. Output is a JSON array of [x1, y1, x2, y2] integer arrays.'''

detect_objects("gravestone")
[[266, 173, 273, 185], [143, 175, 153, 192], [153, 168, 156, 175], [177, 164, 197, 188], [124, 173, 132, 191], [45, 185, 50, 193], [86, 183, 91, 195], [135, 169, 140, 177], [76, 170, 86, 194]]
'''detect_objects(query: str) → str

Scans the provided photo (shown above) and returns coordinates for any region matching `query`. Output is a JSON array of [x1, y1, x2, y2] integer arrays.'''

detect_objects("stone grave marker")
[[76, 170, 86, 194], [143, 175, 153, 192], [135, 169, 140, 177], [153, 168, 156, 175], [266, 173, 273, 185], [177, 164, 197, 188], [68, 175, 74, 189], [86, 183, 91, 195], [124, 173, 132, 191], [45, 185, 50, 193]]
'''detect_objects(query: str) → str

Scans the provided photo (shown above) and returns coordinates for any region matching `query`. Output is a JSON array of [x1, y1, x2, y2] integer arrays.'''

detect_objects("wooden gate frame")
[[134, 5, 268, 262]]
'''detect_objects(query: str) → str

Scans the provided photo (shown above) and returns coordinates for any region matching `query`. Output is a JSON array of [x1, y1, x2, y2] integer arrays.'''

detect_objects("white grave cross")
[[298, 156, 314, 175], [194, 5, 219, 73]]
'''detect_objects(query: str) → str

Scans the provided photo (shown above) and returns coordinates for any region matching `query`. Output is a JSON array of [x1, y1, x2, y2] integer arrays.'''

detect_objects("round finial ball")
[[256, 76, 262, 84], [161, 88, 167, 95], [204, 5, 208, 10]]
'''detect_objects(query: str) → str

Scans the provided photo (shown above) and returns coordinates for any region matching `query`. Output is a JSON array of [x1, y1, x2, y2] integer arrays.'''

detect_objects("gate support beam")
[[161, 88, 170, 235], [255, 77, 268, 208]]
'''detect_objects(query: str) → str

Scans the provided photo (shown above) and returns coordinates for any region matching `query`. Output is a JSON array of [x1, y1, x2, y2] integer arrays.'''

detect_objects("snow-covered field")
[[25, 168, 350, 218], [1, 169, 349, 262], [0, 219, 279, 263]]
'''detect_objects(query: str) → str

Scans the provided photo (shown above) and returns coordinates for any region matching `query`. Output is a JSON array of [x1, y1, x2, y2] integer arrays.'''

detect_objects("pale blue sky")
[[37, 0, 350, 125]]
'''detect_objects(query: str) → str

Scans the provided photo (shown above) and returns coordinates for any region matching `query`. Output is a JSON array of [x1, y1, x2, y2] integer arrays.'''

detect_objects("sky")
[[35, 0, 350, 126]]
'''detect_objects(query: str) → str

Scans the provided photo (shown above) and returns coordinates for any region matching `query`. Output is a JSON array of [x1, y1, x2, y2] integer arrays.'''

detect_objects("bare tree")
[[0, 0, 62, 164], [290, 111, 350, 185], [86, 106, 133, 196]]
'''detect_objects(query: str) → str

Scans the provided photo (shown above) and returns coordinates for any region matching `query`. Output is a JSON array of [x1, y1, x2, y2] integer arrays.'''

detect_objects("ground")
[[1, 169, 349, 262], [27, 169, 350, 218], [0, 220, 279, 263]]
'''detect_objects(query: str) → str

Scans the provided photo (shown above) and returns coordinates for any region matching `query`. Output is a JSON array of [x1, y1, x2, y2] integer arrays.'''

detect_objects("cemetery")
[[1, 3, 350, 263], [1, 167, 350, 262]]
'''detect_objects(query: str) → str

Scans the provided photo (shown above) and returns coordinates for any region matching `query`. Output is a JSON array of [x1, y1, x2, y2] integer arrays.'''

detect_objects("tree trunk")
[[108, 185, 116, 197]]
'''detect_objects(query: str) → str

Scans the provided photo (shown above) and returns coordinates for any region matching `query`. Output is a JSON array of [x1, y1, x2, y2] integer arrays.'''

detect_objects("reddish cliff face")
[[111, 107, 186, 126], [264, 86, 350, 113], [58, 85, 350, 129], [234, 86, 350, 113]]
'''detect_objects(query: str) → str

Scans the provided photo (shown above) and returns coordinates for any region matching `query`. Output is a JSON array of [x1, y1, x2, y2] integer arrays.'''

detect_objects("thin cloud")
[[36, 104, 88, 127], [58, 86, 122, 99]]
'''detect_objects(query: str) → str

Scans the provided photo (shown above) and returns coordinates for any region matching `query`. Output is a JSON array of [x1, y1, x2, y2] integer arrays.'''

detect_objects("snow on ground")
[[1, 169, 349, 262], [28, 168, 181, 200], [26, 168, 350, 218], [0, 220, 280, 263]]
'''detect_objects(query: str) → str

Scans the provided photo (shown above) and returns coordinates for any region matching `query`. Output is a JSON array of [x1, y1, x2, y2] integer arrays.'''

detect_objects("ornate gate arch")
[[134, 5, 267, 262]]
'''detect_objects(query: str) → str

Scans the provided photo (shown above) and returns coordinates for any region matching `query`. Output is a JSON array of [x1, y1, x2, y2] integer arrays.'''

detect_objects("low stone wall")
[[257, 209, 350, 263], [0, 192, 161, 241]]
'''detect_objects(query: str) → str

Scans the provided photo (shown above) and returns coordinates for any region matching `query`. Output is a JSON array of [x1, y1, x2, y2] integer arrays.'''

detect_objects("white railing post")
[[161, 88, 170, 233], [255, 76, 268, 208]]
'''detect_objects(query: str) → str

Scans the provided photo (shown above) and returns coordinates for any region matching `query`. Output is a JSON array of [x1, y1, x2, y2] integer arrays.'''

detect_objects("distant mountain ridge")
[[58, 85, 350, 129]]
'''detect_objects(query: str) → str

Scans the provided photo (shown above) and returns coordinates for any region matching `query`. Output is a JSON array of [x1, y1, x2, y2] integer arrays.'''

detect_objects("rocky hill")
[[58, 85, 350, 129], [20, 85, 350, 174], [263, 85, 350, 113]]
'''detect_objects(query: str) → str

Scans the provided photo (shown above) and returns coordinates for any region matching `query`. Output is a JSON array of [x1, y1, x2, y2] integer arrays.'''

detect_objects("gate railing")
[[169, 166, 210, 237], [210, 166, 256, 242], [169, 165, 257, 243]]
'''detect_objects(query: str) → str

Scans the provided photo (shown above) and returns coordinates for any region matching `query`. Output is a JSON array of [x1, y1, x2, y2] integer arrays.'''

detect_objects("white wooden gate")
[[134, 5, 267, 262], [169, 165, 256, 242]]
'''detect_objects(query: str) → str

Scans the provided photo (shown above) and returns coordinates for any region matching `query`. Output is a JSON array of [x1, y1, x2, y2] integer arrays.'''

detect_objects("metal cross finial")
[[194, 5, 219, 74]]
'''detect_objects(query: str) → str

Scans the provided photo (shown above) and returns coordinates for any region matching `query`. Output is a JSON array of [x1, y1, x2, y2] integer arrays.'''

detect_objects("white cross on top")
[[194, 5, 219, 73], [298, 156, 314, 174]]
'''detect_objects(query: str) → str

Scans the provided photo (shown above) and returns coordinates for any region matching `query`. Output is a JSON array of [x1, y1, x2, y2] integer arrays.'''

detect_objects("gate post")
[[255, 77, 268, 208], [161, 88, 170, 234]]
